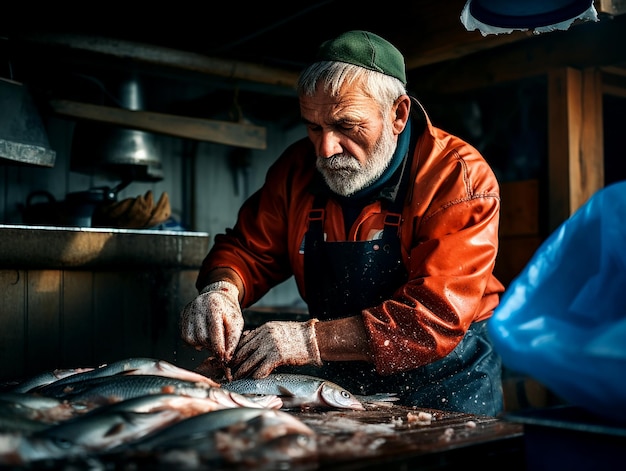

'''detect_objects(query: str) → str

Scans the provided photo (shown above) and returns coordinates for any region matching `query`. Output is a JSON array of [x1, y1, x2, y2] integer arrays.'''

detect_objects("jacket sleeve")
[[362, 145, 504, 376]]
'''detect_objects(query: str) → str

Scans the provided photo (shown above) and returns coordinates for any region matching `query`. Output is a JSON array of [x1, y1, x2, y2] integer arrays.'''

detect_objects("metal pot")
[[21, 182, 128, 227]]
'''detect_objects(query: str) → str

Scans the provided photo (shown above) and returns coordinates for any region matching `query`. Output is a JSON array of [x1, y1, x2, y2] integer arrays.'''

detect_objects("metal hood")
[[0, 77, 56, 167]]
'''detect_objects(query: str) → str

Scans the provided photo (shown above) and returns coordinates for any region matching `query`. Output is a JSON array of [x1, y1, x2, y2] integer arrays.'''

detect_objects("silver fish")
[[30, 357, 219, 391], [0, 393, 76, 430], [10, 367, 94, 393], [0, 403, 52, 434], [223, 373, 365, 410], [5, 396, 183, 465], [0, 392, 65, 411], [121, 407, 318, 468], [37, 374, 280, 410]]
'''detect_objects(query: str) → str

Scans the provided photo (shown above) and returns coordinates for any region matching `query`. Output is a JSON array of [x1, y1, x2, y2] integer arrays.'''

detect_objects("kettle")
[[21, 181, 130, 227]]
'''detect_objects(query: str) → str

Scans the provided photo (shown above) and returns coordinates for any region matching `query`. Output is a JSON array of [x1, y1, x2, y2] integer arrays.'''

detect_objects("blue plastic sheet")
[[489, 181, 626, 423]]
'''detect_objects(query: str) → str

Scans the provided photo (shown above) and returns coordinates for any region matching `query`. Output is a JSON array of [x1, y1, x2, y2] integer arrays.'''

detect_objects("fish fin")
[[119, 369, 141, 376], [355, 393, 400, 403], [104, 422, 126, 438], [277, 386, 295, 397]]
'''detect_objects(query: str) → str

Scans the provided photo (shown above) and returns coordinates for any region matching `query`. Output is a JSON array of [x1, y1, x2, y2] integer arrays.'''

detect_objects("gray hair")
[[297, 61, 407, 117]]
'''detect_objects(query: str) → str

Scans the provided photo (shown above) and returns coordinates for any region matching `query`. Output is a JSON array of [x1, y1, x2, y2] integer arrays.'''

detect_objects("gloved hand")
[[180, 281, 244, 364], [231, 319, 323, 379]]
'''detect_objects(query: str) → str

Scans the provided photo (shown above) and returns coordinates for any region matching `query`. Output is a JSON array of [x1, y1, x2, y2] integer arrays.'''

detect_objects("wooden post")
[[547, 67, 604, 232]]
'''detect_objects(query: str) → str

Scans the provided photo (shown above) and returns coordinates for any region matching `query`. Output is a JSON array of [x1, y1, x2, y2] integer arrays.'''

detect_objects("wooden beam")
[[49, 99, 267, 150], [601, 67, 626, 97], [597, 0, 626, 15], [547, 67, 604, 231], [409, 13, 626, 95], [396, 0, 534, 70], [399, 0, 625, 71], [15, 33, 300, 92]]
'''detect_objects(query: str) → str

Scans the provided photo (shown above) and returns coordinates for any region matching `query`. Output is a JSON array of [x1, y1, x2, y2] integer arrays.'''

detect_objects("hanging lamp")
[[0, 77, 56, 167], [460, 0, 599, 36]]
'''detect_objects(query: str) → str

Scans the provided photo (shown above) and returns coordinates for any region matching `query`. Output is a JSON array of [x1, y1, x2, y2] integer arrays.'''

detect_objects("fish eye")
[[341, 390, 350, 398], [53, 437, 74, 449], [296, 435, 311, 446]]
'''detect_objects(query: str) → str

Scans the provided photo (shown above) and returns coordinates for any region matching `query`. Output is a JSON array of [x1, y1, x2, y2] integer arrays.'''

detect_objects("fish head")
[[319, 382, 365, 410]]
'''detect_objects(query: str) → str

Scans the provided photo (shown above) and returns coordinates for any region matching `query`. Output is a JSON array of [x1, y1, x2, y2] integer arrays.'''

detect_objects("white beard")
[[316, 122, 397, 197]]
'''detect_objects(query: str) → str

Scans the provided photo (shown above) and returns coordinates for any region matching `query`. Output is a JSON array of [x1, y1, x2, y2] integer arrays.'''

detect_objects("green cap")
[[315, 30, 406, 85]]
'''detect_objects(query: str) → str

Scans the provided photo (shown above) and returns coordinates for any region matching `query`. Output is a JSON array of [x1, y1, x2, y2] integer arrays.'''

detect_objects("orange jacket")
[[199, 101, 504, 375]]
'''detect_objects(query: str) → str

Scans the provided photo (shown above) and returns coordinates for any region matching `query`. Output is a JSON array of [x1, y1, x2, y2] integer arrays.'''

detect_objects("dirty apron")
[[300, 187, 503, 416]]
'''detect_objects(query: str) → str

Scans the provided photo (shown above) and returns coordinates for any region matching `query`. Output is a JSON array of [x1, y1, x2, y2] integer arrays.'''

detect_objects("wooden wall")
[[0, 268, 202, 383], [495, 179, 544, 287]]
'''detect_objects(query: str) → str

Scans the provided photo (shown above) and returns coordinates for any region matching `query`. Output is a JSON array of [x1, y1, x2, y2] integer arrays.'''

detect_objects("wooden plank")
[[49, 99, 267, 150], [499, 180, 540, 237], [398, 0, 531, 70], [547, 67, 604, 232], [92, 271, 127, 364], [597, 0, 626, 15], [411, 13, 626, 95], [0, 270, 26, 380], [601, 68, 626, 98], [120, 271, 153, 359], [548, 68, 575, 229], [15, 33, 300, 90], [577, 68, 605, 205], [495, 236, 544, 287], [25, 270, 62, 376], [61, 271, 95, 368]]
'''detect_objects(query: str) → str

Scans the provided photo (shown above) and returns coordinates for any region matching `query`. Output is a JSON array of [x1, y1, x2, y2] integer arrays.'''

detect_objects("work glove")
[[180, 281, 244, 365], [231, 319, 323, 379]]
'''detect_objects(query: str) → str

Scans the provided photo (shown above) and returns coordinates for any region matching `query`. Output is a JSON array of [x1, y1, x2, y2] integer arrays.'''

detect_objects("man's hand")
[[231, 319, 323, 379], [180, 281, 244, 363]]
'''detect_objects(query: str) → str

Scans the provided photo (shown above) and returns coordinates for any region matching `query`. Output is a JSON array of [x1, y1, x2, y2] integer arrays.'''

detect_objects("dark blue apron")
[[299, 170, 504, 416]]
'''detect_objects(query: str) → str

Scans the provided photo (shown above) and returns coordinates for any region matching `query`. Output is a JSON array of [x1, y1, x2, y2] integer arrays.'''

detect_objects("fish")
[[223, 373, 365, 411], [121, 358, 221, 387], [0, 393, 77, 430], [0, 392, 67, 411], [119, 407, 318, 469], [0, 392, 284, 466], [36, 374, 281, 410], [9, 367, 94, 393], [2, 395, 185, 465], [28, 357, 219, 392], [0, 403, 52, 434]]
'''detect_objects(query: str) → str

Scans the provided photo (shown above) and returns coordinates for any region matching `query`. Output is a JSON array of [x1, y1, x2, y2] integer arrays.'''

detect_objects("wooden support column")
[[547, 67, 604, 232]]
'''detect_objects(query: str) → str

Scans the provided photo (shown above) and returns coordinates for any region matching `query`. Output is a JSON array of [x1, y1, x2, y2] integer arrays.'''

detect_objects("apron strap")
[[306, 193, 328, 240]]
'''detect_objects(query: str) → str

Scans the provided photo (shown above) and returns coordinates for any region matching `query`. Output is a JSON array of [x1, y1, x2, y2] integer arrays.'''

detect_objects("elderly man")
[[181, 30, 505, 416]]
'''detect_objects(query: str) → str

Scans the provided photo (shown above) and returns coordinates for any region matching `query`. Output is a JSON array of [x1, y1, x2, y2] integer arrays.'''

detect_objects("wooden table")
[[293, 404, 525, 470]]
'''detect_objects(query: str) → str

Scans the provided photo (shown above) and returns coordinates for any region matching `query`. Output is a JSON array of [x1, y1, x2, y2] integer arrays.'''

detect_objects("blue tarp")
[[489, 181, 626, 423]]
